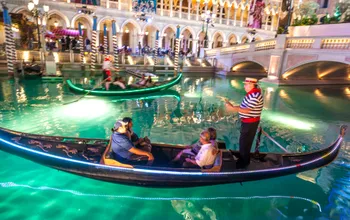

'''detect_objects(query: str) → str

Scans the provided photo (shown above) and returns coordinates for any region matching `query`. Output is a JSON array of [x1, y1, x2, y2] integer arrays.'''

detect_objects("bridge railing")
[[286, 36, 350, 50], [205, 35, 350, 57]]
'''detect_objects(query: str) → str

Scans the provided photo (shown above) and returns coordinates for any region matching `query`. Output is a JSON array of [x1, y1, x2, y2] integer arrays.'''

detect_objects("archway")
[[121, 22, 139, 53], [162, 26, 176, 51], [212, 32, 224, 48], [228, 34, 238, 45], [241, 35, 250, 44], [282, 61, 350, 80], [9, 8, 37, 49], [143, 24, 159, 48], [98, 19, 113, 54], [180, 28, 194, 54], [231, 61, 266, 74]]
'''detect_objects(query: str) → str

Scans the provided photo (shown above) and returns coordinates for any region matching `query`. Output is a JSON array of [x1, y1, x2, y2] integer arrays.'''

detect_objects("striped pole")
[[174, 25, 180, 76], [103, 23, 108, 55], [112, 20, 119, 70], [90, 16, 98, 72], [2, 3, 15, 76], [153, 30, 159, 66], [78, 22, 84, 67]]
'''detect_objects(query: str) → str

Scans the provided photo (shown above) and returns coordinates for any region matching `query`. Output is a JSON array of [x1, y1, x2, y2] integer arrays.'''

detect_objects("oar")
[[63, 77, 109, 105]]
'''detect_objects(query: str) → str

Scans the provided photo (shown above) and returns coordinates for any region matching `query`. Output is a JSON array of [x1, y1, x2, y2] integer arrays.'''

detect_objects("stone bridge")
[[205, 35, 350, 86]]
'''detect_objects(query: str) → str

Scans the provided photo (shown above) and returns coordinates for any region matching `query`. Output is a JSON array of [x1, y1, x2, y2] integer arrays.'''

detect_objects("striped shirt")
[[239, 88, 264, 123]]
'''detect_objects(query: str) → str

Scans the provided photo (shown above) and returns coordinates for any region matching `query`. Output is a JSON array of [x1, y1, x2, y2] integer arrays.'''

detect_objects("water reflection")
[[0, 75, 349, 219]]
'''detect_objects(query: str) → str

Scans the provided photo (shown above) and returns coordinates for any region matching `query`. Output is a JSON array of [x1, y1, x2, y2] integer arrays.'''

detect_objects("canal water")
[[0, 74, 349, 219]]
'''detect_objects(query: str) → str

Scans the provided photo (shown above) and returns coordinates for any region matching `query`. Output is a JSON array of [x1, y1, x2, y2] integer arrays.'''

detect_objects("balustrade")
[[321, 38, 350, 50], [286, 38, 314, 49], [255, 40, 276, 51]]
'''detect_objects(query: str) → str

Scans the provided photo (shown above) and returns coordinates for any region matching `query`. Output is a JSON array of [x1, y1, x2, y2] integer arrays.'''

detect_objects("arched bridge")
[[205, 35, 350, 86]]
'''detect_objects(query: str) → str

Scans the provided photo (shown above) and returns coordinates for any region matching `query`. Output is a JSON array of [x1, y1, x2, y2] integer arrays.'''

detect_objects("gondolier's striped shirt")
[[239, 88, 264, 123]]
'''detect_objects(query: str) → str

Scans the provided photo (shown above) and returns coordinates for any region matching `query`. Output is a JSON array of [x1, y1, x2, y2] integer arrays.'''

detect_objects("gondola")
[[22, 64, 43, 79], [66, 73, 182, 96], [0, 126, 346, 187]]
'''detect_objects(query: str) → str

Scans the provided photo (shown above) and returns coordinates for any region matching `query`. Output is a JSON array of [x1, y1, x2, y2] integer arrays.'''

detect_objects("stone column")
[[106, 0, 110, 8], [208, 40, 213, 49], [240, 8, 244, 27], [265, 14, 269, 30], [188, 1, 191, 20], [271, 14, 275, 31], [219, 5, 223, 24], [170, 0, 173, 17], [179, 0, 183, 18], [118, 0, 121, 10], [192, 39, 198, 56], [233, 8, 237, 26], [226, 5, 231, 25], [158, 36, 163, 48], [161, 0, 164, 16], [117, 32, 122, 48], [196, 0, 200, 21]]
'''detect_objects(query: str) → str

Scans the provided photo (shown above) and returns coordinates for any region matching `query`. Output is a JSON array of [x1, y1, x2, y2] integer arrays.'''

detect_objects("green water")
[[0, 75, 349, 219]]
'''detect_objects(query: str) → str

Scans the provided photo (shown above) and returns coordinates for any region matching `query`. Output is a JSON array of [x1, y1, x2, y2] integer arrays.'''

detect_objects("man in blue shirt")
[[111, 120, 154, 165]]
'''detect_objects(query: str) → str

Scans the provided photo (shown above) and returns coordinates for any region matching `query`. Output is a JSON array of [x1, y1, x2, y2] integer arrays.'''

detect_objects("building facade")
[[2, 0, 281, 55]]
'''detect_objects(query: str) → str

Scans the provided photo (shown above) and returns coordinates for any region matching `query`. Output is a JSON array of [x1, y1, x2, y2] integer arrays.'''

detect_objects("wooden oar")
[[63, 77, 109, 105]]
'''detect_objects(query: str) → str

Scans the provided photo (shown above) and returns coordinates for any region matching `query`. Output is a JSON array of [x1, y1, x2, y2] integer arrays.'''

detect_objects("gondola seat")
[[100, 141, 133, 168]]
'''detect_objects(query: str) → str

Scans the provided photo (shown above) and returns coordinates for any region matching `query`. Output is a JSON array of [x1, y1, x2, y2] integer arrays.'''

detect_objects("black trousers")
[[237, 121, 260, 168]]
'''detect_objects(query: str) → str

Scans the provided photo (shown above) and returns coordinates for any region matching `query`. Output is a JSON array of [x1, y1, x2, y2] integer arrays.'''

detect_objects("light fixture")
[[125, 29, 129, 33], [33, 0, 39, 5], [145, 31, 149, 35], [81, 25, 84, 29], [54, 20, 58, 27], [43, 5, 49, 13], [27, 1, 35, 11]]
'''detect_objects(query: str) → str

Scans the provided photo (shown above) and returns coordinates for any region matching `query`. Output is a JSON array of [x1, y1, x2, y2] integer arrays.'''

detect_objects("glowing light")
[[264, 112, 315, 130], [53, 52, 59, 63], [60, 99, 110, 119], [146, 55, 154, 65], [166, 56, 174, 66], [128, 76, 133, 85], [23, 51, 30, 62], [54, 21, 58, 27], [267, 87, 274, 93], [314, 89, 324, 97], [127, 56, 134, 65], [230, 80, 240, 89], [184, 92, 201, 98]]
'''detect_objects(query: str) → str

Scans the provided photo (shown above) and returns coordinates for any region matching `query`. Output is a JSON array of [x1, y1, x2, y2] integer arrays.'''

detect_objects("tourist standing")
[[224, 77, 264, 168]]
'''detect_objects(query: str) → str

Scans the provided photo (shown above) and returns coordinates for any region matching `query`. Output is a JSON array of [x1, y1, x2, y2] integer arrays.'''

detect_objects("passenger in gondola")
[[122, 117, 152, 152], [171, 130, 217, 168], [111, 120, 154, 166], [131, 74, 147, 88], [112, 76, 126, 89], [208, 127, 219, 149]]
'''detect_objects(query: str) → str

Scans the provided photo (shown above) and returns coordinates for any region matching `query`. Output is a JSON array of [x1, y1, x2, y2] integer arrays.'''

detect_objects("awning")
[[51, 28, 83, 37]]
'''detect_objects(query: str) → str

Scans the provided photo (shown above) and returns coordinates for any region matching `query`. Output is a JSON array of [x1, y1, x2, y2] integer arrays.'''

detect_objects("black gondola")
[[0, 126, 346, 187]]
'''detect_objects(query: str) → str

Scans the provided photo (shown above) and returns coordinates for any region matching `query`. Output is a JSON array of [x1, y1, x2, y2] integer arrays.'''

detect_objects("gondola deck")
[[66, 73, 182, 96], [0, 126, 346, 187]]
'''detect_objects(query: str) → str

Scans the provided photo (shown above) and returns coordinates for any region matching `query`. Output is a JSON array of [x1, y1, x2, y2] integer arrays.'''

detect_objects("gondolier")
[[225, 77, 264, 168]]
